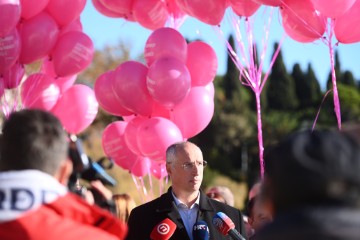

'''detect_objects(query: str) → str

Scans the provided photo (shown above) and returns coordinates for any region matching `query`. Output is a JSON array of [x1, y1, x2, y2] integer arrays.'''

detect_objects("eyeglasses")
[[180, 161, 207, 170]]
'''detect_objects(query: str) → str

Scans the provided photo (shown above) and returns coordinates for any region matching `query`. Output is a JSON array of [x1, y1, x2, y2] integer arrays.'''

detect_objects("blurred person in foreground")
[[206, 186, 235, 207], [126, 141, 246, 240], [112, 193, 136, 223], [0, 109, 127, 240], [254, 129, 360, 240], [247, 194, 273, 239]]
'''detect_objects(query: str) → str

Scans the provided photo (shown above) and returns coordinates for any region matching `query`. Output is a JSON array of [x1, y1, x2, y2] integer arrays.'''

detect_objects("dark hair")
[[264, 129, 360, 213], [0, 109, 68, 175]]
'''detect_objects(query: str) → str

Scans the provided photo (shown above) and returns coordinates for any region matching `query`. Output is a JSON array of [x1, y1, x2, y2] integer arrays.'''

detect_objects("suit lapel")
[[156, 188, 190, 240]]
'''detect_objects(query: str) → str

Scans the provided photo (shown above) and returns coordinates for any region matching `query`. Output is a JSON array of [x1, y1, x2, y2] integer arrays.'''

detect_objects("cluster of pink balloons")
[[98, 27, 217, 177], [278, 0, 360, 44], [0, 0, 98, 135], [92, 0, 186, 30], [92, 0, 273, 27]]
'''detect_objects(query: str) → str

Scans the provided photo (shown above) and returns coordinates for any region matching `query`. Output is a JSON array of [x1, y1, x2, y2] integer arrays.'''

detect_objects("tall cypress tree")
[[267, 43, 298, 110], [342, 70, 356, 87], [306, 63, 321, 104], [222, 35, 240, 101], [292, 63, 306, 108]]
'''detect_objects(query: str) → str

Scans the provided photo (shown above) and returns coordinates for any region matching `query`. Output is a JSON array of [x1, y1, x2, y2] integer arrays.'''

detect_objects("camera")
[[67, 135, 117, 192]]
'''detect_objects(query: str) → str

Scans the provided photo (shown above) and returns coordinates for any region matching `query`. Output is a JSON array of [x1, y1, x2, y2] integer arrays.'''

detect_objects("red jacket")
[[0, 193, 128, 240]]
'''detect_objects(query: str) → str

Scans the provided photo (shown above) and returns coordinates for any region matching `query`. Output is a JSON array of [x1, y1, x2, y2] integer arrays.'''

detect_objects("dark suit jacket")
[[126, 187, 246, 240]]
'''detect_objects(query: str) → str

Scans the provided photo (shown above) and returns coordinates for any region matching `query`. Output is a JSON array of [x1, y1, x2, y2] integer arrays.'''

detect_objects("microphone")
[[150, 218, 177, 240], [212, 212, 246, 240], [193, 220, 209, 240]]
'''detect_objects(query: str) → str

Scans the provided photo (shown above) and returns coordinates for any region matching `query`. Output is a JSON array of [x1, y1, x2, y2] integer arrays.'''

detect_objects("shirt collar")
[[172, 190, 200, 209]]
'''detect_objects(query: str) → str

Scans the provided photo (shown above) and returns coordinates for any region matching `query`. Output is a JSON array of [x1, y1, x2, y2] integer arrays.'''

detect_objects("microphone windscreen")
[[212, 212, 235, 235], [193, 220, 209, 240], [150, 218, 177, 240]]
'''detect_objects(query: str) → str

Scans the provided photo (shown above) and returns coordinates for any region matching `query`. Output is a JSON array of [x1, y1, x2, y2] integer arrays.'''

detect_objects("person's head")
[[0, 109, 70, 184], [166, 141, 206, 196], [112, 193, 136, 222], [247, 196, 273, 232], [206, 186, 235, 206], [264, 129, 360, 214]]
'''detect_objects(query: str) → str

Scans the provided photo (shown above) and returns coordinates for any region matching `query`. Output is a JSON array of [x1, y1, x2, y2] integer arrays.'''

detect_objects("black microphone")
[[193, 220, 209, 240], [212, 212, 246, 240]]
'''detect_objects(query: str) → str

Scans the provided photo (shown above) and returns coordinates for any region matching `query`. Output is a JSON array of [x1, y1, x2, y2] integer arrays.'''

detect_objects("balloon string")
[[312, 89, 333, 131], [147, 168, 154, 201], [131, 174, 145, 203], [216, 8, 283, 178], [327, 19, 341, 130]]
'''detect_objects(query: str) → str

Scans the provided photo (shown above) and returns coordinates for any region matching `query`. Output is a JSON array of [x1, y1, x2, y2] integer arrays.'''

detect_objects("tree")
[[220, 35, 241, 103], [267, 43, 298, 110], [342, 70, 356, 87]]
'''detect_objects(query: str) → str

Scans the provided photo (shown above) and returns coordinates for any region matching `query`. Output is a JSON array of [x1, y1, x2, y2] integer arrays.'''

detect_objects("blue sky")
[[80, 1, 360, 90]]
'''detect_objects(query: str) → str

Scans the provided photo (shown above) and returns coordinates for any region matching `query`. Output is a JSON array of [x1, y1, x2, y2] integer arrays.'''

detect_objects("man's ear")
[[166, 163, 172, 176], [55, 159, 73, 185]]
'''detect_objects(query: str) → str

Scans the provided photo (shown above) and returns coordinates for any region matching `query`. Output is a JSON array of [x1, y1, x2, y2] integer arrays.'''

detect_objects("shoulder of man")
[[0, 196, 126, 240]]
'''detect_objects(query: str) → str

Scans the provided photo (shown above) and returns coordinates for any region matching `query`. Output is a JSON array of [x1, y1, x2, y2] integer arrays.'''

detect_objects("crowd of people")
[[1, 109, 360, 240]]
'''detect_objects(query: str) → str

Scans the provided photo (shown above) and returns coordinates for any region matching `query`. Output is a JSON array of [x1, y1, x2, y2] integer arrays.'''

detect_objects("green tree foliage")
[[293, 63, 321, 109], [342, 70, 356, 87], [267, 43, 298, 110]]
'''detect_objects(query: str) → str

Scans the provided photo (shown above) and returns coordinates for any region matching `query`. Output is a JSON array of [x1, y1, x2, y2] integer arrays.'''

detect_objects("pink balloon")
[[150, 160, 168, 179], [130, 156, 151, 177], [101, 121, 137, 170], [21, 73, 60, 111], [252, 0, 281, 6], [40, 57, 77, 93], [51, 84, 98, 134], [113, 61, 155, 116], [280, 0, 327, 43], [55, 75, 77, 94], [186, 41, 218, 87], [122, 114, 136, 122], [20, 0, 49, 19], [152, 101, 171, 119], [166, 0, 186, 20], [137, 117, 183, 161], [335, 0, 360, 44], [59, 18, 83, 36], [204, 81, 215, 99], [229, 0, 261, 17], [172, 86, 214, 139], [0, 77, 5, 98], [46, 0, 86, 26], [92, 0, 124, 18], [144, 27, 187, 66], [102, 121, 137, 170], [2, 61, 24, 89], [0, 0, 20, 37], [133, 0, 169, 30], [94, 71, 133, 116], [98, 0, 134, 20], [311, 0, 357, 18], [0, 28, 20, 73], [183, 0, 226, 25], [147, 57, 191, 109], [51, 31, 94, 77], [19, 12, 59, 64], [124, 116, 147, 156]]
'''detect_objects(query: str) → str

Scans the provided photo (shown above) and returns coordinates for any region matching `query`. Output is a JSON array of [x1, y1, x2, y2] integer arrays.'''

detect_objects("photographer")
[[0, 109, 127, 240]]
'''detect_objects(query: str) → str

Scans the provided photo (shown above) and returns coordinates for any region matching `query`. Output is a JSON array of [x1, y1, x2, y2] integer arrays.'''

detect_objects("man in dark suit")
[[126, 141, 246, 240]]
